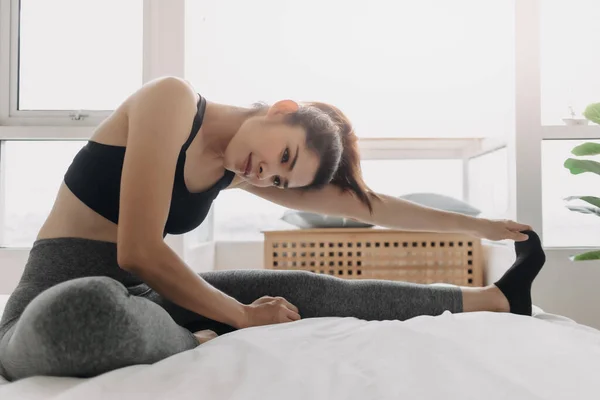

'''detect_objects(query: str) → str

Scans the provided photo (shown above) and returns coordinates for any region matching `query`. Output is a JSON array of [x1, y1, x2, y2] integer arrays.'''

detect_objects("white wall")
[[184, 242, 215, 273], [215, 241, 264, 271], [0, 248, 29, 294], [532, 250, 600, 330]]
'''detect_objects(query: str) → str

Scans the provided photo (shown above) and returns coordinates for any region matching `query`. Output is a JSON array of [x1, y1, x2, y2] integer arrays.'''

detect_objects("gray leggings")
[[0, 238, 462, 381]]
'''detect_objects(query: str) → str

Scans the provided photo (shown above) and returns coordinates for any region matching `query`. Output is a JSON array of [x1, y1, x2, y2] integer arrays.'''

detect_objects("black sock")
[[493, 230, 546, 316]]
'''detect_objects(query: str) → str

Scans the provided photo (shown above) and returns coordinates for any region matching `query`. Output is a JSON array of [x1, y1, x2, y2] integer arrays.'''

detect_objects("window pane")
[[2, 141, 86, 247], [541, 0, 600, 125], [360, 160, 464, 200], [186, 0, 514, 138], [214, 190, 291, 241], [467, 148, 509, 218], [19, 0, 143, 111], [542, 140, 600, 247], [185, 218, 212, 245]]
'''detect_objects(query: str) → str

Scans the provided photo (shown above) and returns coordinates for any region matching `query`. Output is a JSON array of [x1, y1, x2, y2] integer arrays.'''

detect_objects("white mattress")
[[1, 297, 600, 399]]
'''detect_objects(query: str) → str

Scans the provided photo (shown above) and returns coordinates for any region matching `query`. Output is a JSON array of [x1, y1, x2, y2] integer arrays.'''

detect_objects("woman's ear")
[[266, 100, 299, 117]]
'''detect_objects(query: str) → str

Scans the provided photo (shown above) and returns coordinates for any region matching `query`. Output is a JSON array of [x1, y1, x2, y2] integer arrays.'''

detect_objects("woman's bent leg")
[[0, 276, 198, 381]]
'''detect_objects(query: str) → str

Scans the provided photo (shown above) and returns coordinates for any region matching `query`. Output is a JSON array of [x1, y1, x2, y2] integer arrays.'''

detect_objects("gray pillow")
[[399, 193, 481, 216], [281, 210, 374, 229]]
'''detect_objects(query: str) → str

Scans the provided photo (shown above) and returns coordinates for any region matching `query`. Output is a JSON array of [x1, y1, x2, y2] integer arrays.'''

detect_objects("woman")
[[0, 77, 544, 381]]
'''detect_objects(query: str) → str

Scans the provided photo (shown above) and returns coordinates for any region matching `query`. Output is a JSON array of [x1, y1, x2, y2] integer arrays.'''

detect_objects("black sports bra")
[[64, 94, 235, 237]]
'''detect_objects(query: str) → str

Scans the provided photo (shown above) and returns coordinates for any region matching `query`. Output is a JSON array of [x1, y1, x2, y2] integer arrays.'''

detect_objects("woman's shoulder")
[[90, 77, 200, 146], [124, 76, 199, 114]]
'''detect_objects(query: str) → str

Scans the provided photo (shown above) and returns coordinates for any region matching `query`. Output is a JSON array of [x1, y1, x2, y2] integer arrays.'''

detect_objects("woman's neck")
[[197, 102, 254, 159]]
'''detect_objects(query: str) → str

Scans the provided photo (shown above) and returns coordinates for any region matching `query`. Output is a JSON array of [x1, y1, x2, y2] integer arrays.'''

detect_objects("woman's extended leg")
[[162, 231, 545, 335]]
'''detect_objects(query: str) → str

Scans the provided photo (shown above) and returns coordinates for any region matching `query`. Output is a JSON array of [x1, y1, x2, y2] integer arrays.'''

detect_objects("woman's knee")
[[24, 276, 128, 326], [284, 269, 338, 289], [272, 270, 333, 308], [1, 277, 134, 380]]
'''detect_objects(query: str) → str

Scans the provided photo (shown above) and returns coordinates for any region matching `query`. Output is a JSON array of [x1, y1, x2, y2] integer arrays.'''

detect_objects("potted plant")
[[563, 105, 589, 126], [562, 103, 600, 261]]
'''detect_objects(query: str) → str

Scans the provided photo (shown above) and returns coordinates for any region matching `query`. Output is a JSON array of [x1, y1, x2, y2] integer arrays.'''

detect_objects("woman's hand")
[[240, 296, 301, 329], [472, 219, 532, 241]]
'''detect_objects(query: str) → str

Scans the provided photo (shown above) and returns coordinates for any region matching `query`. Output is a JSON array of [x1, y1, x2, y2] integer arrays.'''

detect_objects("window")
[[467, 148, 509, 218], [541, 0, 600, 125], [18, 0, 143, 111], [185, 218, 213, 246], [214, 190, 291, 241], [360, 160, 464, 199], [214, 159, 464, 241], [542, 140, 600, 247], [185, 0, 514, 139], [1, 141, 86, 247]]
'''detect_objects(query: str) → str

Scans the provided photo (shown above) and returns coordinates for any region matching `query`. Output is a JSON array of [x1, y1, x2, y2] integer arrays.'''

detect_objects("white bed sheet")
[[1, 296, 600, 400]]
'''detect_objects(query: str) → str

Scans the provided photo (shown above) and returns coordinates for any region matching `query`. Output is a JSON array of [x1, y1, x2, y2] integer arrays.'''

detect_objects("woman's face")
[[224, 101, 320, 189]]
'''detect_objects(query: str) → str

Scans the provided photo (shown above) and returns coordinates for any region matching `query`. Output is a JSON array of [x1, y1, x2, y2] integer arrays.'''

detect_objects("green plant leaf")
[[566, 205, 600, 217], [583, 103, 600, 124], [564, 196, 600, 209], [570, 250, 600, 261], [571, 142, 600, 156], [564, 158, 600, 176]]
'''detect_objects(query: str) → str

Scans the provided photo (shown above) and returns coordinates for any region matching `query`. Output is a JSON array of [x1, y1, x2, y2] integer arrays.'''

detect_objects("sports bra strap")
[[182, 94, 207, 151]]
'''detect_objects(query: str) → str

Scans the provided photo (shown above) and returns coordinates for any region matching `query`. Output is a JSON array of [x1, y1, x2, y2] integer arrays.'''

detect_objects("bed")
[[1, 294, 600, 399]]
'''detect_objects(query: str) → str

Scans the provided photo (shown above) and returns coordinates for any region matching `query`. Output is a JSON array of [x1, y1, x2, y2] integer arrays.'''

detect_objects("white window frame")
[[2, 0, 112, 125], [511, 0, 600, 250], [0, 0, 189, 259], [0, 0, 12, 124], [0, 0, 186, 129]]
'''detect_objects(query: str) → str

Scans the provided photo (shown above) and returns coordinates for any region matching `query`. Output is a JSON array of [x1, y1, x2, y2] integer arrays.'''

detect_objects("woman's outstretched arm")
[[239, 183, 531, 241]]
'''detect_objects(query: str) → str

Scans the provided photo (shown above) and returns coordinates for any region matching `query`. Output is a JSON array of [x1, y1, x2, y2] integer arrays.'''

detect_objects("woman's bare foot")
[[193, 329, 218, 344], [488, 285, 510, 312], [461, 285, 510, 313]]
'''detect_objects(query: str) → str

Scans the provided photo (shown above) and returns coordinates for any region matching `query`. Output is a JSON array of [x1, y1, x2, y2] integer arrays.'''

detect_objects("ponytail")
[[303, 102, 378, 213]]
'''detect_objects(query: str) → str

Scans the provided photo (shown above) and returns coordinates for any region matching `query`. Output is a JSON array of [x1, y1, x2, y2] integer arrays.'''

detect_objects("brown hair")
[[281, 102, 378, 213]]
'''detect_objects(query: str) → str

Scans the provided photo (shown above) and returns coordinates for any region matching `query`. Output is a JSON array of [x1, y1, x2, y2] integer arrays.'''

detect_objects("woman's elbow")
[[117, 239, 155, 273], [117, 248, 142, 272]]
